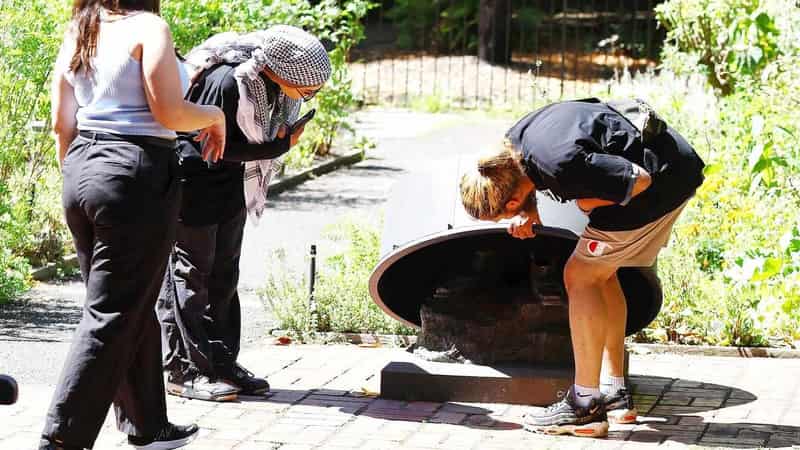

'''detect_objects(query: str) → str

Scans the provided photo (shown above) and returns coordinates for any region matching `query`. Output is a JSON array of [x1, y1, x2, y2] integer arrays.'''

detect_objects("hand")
[[195, 110, 225, 162], [508, 213, 540, 240], [289, 124, 306, 148], [276, 124, 289, 140]]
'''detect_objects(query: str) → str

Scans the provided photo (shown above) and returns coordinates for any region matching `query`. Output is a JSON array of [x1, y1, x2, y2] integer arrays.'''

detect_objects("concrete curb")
[[271, 330, 416, 347], [267, 148, 365, 197], [627, 342, 800, 359], [30, 149, 366, 282], [269, 329, 800, 358]]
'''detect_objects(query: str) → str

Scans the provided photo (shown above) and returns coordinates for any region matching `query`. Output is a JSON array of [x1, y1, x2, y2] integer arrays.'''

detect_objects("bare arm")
[[139, 14, 225, 160], [576, 162, 652, 212], [51, 38, 79, 167]]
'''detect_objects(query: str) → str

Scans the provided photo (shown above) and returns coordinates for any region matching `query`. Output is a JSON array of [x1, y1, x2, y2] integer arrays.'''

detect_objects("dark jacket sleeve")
[[218, 74, 291, 163], [557, 143, 636, 204]]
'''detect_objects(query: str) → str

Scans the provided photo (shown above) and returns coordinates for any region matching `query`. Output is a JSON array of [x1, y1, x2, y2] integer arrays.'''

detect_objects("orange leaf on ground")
[[275, 336, 292, 345]]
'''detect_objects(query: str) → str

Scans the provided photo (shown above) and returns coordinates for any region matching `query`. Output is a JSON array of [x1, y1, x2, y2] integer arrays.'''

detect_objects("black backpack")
[[576, 97, 668, 145]]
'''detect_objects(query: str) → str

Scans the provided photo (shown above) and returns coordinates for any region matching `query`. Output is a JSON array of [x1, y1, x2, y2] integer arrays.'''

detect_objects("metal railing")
[[349, 0, 663, 110]]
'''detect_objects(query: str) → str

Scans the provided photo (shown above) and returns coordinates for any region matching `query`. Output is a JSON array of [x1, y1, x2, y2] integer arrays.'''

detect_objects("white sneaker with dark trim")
[[523, 388, 609, 438]]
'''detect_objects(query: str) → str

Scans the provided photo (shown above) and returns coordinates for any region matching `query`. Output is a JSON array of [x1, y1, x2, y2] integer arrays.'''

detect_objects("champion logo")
[[586, 240, 609, 256]]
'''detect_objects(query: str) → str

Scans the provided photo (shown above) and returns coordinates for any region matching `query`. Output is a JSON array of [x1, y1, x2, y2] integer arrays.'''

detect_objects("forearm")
[[223, 136, 291, 162], [156, 102, 223, 132], [55, 129, 78, 166], [577, 163, 651, 211]]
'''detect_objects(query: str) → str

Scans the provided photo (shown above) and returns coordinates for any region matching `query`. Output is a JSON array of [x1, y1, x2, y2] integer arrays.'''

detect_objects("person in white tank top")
[[43, 1, 227, 450]]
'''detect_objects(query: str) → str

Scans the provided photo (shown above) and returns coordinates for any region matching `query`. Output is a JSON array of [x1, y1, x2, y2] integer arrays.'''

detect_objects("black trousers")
[[157, 208, 246, 377], [42, 133, 180, 449]]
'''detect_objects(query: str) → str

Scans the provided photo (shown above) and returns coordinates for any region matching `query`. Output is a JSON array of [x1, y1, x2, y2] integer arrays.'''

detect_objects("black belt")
[[79, 130, 176, 149]]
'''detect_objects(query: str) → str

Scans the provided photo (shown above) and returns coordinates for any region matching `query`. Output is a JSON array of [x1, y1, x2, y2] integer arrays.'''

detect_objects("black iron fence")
[[349, 0, 664, 110]]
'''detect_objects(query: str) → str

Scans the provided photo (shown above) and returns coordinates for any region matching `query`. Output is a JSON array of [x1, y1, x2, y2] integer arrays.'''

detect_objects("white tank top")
[[57, 12, 189, 139]]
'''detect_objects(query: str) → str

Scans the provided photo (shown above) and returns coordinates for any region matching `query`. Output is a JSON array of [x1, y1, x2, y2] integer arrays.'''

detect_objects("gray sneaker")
[[524, 388, 609, 438], [604, 387, 638, 424], [166, 372, 240, 402]]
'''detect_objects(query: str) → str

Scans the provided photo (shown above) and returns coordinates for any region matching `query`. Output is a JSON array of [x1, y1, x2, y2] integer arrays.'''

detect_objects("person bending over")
[[460, 98, 704, 437]]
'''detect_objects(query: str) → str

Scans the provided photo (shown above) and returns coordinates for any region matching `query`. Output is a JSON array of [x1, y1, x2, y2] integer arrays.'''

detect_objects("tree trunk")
[[478, 0, 510, 64]]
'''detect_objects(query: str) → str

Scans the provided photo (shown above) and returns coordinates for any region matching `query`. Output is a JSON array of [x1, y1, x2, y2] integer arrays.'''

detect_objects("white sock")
[[600, 375, 626, 396], [573, 384, 602, 408]]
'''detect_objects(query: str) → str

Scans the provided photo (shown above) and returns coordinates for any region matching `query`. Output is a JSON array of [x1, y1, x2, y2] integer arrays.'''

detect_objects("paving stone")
[[690, 398, 725, 408], [698, 437, 767, 448], [185, 439, 242, 450], [359, 439, 406, 449], [627, 432, 666, 443], [429, 411, 467, 424], [5, 347, 800, 450], [233, 442, 281, 450]]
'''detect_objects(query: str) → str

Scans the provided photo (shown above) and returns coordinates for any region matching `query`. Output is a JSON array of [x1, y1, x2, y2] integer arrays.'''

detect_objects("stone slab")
[[379, 359, 573, 405], [380, 351, 630, 406]]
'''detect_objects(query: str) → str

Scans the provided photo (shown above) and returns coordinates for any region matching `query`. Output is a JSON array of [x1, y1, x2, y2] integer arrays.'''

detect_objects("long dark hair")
[[69, 0, 161, 73]]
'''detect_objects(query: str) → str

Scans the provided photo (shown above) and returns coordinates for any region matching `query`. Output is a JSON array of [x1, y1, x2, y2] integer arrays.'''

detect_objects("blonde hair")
[[460, 140, 525, 220]]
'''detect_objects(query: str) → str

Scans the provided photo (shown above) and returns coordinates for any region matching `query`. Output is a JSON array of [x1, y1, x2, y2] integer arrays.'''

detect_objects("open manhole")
[[366, 173, 663, 404], [368, 173, 663, 365]]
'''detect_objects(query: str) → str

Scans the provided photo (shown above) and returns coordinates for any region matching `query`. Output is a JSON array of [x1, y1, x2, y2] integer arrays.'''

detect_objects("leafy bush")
[[610, 0, 799, 346], [656, 0, 781, 95], [386, 0, 548, 53], [0, 0, 70, 299], [260, 217, 416, 338]]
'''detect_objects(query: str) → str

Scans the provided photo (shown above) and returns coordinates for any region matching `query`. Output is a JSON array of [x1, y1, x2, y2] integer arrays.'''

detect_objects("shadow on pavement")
[[604, 374, 798, 448], [0, 283, 82, 342], [235, 373, 799, 446], [238, 388, 522, 431]]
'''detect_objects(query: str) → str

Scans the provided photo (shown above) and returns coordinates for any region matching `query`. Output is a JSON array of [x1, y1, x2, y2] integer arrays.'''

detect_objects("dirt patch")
[[348, 52, 656, 109]]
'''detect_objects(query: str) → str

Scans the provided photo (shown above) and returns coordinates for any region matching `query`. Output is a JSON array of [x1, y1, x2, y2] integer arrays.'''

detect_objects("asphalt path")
[[0, 108, 511, 386]]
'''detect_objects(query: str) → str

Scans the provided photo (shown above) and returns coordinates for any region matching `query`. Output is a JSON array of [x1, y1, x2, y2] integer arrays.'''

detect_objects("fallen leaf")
[[358, 386, 379, 397], [275, 335, 292, 345]]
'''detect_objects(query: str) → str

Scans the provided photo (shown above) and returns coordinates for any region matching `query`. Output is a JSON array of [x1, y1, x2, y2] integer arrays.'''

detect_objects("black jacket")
[[506, 100, 705, 231], [178, 64, 291, 226]]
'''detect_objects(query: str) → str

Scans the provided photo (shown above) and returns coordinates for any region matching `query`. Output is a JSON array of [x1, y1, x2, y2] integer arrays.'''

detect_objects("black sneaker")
[[604, 387, 638, 424], [39, 437, 84, 450], [128, 423, 199, 450], [218, 363, 269, 395], [166, 371, 240, 402], [524, 388, 609, 438]]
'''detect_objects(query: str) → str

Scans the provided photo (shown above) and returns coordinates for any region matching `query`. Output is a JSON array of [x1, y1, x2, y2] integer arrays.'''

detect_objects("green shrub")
[[260, 217, 416, 338], [655, 0, 781, 95], [611, 1, 800, 345], [0, 0, 70, 299]]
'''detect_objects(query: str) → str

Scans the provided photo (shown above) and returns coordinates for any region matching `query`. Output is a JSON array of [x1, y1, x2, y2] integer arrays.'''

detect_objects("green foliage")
[[612, 1, 800, 346], [656, 0, 781, 95], [0, 0, 70, 299], [387, 0, 476, 51], [260, 217, 416, 338]]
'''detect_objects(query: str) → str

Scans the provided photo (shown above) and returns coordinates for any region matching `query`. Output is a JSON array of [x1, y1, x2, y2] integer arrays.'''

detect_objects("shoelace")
[[544, 396, 570, 413]]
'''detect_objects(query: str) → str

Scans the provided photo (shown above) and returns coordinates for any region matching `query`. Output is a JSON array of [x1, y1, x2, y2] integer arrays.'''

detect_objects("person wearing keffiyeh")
[[155, 25, 331, 402]]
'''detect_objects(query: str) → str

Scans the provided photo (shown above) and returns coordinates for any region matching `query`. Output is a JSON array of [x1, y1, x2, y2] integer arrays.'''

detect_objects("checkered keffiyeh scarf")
[[185, 25, 331, 221]]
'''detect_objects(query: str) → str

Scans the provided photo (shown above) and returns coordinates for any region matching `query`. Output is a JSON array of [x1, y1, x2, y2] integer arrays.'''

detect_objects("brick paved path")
[[4, 345, 799, 450]]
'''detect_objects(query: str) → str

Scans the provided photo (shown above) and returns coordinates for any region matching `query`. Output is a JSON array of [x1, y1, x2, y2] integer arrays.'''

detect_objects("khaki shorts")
[[573, 201, 688, 268]]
